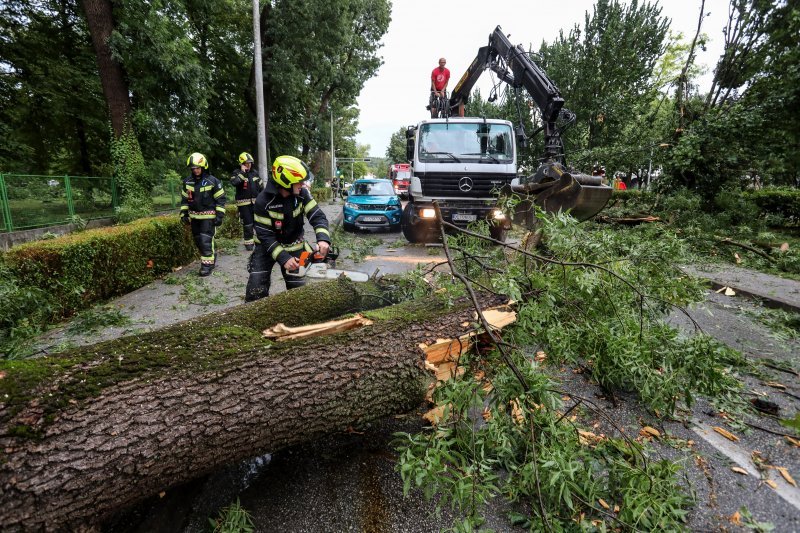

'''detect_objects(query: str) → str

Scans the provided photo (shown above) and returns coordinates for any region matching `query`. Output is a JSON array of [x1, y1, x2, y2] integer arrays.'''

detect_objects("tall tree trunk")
[[0, 283, 501, 530], [81, 0, 132, 139]]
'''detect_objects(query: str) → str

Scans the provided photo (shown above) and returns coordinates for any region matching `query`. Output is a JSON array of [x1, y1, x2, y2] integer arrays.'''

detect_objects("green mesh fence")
[[0, 174, 188, 232]]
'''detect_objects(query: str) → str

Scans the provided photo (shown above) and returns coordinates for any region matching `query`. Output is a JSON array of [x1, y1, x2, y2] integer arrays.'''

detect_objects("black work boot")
[[199, 263, 214, 277]]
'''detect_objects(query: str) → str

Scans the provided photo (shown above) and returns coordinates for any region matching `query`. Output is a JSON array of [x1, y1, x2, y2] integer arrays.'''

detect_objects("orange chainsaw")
[[285, 245, 369, 282]]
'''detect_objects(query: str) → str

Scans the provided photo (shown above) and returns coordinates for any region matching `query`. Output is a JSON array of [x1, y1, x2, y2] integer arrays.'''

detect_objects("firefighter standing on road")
[[245, 155, 331, 301], [180, 152, 227, 277], [230, 152, 263, 251]]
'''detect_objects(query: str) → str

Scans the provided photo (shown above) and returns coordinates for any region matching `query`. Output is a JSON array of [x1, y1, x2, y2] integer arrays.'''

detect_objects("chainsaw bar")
[[286, 263, 369, 282]]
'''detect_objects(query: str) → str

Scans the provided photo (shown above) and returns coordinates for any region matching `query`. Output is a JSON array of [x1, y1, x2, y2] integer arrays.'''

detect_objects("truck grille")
[[418, 172, 513, 197]]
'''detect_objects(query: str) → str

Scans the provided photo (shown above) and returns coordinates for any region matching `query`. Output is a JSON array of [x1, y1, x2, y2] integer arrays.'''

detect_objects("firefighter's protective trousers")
[[230, 168, 262, 246], [180, 171, 226, 265], [238, 203, 255, 245], [244, 240, 314, 301], [191, 219, 216, 265]]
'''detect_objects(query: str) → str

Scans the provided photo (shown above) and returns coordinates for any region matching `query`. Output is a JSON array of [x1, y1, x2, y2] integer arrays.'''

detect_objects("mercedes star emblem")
[[458, 177, 473, 192]]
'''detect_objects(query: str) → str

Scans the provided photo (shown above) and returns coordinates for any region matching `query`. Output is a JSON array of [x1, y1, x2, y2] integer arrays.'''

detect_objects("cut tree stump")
[[0, 277, 504, 531]]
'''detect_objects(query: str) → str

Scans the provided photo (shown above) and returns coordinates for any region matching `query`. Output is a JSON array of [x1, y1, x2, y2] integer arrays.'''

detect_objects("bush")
[[713, 189, 763, 230], [216, 208, 242, 239], [0, 263, 56, 358], [4, 215, 196, 319], [310, 186, 332, 202], [747, 187, 800, 226]]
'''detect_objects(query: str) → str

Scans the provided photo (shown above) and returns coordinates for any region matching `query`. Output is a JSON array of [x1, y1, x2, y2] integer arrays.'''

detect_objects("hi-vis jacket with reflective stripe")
[[229, 168, 262, 205], [180, 171, 226, 219], [253, 180, 331, 266]]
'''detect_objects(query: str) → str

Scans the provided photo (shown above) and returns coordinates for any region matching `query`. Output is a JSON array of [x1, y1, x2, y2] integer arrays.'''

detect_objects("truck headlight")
[[493, 210, 506, 220], [420, 208, 436, 219]]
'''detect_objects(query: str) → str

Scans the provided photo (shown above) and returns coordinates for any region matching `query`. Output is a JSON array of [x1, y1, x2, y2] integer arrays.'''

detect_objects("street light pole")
[[647, 143, 672, 189], [252, 0, 267, 170]]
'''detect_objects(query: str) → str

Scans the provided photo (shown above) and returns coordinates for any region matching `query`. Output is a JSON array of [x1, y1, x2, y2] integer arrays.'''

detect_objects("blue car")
[[343, 178, 402, 232]]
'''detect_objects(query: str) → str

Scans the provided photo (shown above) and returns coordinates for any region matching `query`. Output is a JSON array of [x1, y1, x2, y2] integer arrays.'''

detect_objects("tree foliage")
[[665, 0, 800, 194], [0, 0, 390, 202], [385, 127, 407, 163]]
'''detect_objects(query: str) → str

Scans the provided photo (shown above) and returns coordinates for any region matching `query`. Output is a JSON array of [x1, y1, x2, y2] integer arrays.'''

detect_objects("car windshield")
[[419, 123, 513, 162], [353, 181, 394, 196]]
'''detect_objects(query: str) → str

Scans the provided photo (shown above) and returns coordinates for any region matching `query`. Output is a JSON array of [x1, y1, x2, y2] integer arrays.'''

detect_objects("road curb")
[[682, 265, 800, 314], [703, 279, 800, 313]]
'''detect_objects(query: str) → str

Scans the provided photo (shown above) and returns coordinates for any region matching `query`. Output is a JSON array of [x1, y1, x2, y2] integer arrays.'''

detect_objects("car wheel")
[[343, 221, 355, 232]]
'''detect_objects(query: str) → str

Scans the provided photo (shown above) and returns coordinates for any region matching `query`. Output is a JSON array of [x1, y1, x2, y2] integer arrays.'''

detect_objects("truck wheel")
[[401, 204, 432, 243], [489, 224, 508, 243]]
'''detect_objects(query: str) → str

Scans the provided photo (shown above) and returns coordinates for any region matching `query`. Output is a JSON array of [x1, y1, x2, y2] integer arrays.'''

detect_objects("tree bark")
[[81, 0, 132, 139], [0, 280, 501, 530]]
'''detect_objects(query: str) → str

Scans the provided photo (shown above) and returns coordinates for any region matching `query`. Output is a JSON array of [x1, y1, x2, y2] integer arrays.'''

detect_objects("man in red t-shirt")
[[429, 58, 450, 118]]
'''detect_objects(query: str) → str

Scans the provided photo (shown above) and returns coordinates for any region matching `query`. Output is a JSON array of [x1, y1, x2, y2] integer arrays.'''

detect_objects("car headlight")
[[386, 203, 401, 210], [345, 202, 359, 210]]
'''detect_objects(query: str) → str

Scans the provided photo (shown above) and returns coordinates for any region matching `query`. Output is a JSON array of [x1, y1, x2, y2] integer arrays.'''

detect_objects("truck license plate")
[[361, 216, 384, 222], [452, 213, 477, 222]]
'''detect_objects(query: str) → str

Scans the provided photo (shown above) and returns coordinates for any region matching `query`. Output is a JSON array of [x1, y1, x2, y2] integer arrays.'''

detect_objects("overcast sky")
[[355, 0, 731, 157]]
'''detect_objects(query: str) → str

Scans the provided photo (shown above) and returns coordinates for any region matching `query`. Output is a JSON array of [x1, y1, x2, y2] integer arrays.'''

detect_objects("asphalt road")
[[32, 201, 799, 532]]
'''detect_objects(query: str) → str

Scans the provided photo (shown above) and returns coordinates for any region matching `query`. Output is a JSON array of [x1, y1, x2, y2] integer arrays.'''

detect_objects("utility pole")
[[252, 0, 267, 171]]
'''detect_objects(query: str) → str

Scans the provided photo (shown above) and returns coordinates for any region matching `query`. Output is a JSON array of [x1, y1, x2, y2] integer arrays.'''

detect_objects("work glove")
[[181, 215, 190, 226], [214, 215, 224, 227]]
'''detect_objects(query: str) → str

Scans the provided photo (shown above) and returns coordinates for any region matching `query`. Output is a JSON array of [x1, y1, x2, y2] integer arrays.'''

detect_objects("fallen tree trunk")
[[0, 278, 503, 530]]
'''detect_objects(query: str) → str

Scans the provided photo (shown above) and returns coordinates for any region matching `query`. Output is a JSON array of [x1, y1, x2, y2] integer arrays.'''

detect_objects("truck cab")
[[401, 117, 515, 243], [388, 163, 411, 198]]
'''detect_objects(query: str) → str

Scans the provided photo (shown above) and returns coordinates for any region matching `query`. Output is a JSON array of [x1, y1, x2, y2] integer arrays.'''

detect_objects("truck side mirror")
[[406, 137, 415, 161], [406, 126, 416, 161]]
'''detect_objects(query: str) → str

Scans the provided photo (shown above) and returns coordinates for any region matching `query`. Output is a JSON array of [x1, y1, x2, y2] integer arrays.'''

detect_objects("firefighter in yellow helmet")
[[229, 152, 263, 251], [180, 152, 226, 276], [245, 155, 330, 301]]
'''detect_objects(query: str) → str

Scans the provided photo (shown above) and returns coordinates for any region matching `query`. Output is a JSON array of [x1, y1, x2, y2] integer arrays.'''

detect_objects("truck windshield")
[[419, 123, 513, 163]]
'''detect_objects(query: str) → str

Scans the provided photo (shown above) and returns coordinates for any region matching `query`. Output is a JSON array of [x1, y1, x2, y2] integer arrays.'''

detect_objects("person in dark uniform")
[[180, 152, 226, 276], [230, 152, 263, 251], [245, 155, 330, 301]]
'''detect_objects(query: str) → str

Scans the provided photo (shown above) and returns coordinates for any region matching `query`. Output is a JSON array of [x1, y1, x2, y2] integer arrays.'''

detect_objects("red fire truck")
[[388, 163, 411, 198]]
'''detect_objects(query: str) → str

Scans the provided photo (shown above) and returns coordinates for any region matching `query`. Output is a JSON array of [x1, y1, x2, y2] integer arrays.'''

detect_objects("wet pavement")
[[27, 207, 800, 532], [683, 262, 800, 313]]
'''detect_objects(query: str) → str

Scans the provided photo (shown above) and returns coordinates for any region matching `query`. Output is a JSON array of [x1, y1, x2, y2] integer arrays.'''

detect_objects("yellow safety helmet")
[[187, 152, 208, 169], [238, 152, 254, 165], [271, 155, 312, 189]]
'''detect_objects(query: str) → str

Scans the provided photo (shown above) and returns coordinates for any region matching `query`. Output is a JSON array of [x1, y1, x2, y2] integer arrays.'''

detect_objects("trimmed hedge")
[[747, 187, 800, 224], [311, 186, 332, 202], [4, 215, 196, 318]]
